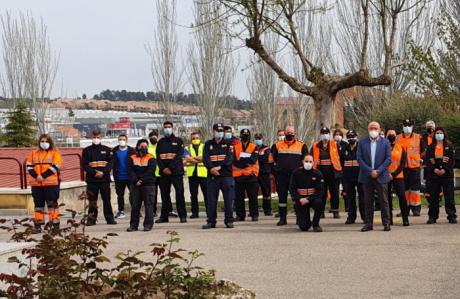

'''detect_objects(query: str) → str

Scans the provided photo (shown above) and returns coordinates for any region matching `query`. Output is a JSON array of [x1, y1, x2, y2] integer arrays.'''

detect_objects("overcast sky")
[[1, 0, 249, 99]]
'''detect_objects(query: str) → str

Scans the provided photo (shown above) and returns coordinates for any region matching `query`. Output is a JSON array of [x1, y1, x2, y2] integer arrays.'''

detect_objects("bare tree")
[[248, 31, 283, 146], [0, 11, 59, 133], [218, 0, 430, 132], [188, 1, 236, 139], [146, 0, 183, 126]]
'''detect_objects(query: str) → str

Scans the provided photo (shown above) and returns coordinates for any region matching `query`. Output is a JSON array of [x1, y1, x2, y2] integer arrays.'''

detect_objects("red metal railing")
[[0, 157, 25, 189], [60, 153, 84, 181]]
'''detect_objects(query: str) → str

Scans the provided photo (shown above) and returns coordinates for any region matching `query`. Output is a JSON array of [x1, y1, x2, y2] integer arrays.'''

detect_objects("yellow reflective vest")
[[186, 144, 208, 178], [148, 143, 160, 177]]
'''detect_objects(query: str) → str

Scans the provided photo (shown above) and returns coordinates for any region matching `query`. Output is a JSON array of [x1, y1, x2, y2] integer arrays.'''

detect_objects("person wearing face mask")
[[276, 129, 285, 142], [425, 128, 457, 224], [112, 134, 135, 219], [155, 121, 187, 223], [127, 139, 157, 232], [289, 155, 324, 232], [26, 134, 63, 233], [272, 126, 308, 225], [224, 126, 240, 146], [82, 129, 116, 226], [311, 127, 343, 219], [333, 128, 348, 212], [184, 132, 208, 219], [148, 130, 171, 218], [421, 120, 436, 207], [255, 133, 274, 216], [357, 122, 392, 232], [202, 123, 235, 229], [233, 129, 260, 222], [396, 119, 423, 216], [342, 130, 365, 225], [386, 129, 409, 226]]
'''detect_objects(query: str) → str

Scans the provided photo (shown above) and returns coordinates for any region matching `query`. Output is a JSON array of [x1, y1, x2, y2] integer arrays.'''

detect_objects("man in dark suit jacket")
[[357, 122, 392, 232]]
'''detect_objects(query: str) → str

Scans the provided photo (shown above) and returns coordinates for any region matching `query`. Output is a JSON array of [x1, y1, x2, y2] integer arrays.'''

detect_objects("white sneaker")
[[115, 211, 126, 219]]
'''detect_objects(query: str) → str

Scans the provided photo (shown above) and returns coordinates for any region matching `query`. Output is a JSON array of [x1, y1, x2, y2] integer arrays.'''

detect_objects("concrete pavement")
[[80, 207, 460, 299], [1, 208, 460, 298]]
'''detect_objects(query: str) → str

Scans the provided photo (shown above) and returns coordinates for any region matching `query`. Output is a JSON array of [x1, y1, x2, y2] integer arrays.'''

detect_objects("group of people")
[[26, 118, 456, 233]]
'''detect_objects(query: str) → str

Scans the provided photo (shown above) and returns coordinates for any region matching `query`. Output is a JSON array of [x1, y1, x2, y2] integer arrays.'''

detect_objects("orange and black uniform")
[[421, 132, 434, 202], [289, 167, 324, 230], [311, 140, 343, 213], [271, 140, 308, 222], [156, 134, 187, 221], [396, 133, 423, 215], [425, 142, 457, 222], [128, 152, 157, 230], [82, 143, 115, 224], [26, 148, 62, 228], [387, 143, 409, 224], [342, 142, 365, 223], [233, 142, 259, 220], [256, 143, 273, 215]]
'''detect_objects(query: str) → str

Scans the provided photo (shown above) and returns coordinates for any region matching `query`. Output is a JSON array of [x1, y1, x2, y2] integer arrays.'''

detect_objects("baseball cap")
[[320, 127, 330, 134], [213, 123, 224, 131]]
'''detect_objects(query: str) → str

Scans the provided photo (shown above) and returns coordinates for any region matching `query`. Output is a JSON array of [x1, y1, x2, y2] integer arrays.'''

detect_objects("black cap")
[[213, 123, 224, 131], [254, 133, 263, 139], [320, 127, 330, 134], [346, 130, 357, 138], [223, 125, 233, 132], [403, 119, 413, 126], [240, 128, 250, 135]]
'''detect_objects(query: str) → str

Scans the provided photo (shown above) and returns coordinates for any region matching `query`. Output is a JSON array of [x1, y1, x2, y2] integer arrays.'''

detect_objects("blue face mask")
[[403, 126, 412, 134], [164, 128, 173, 136], [224, 132, 233, 140], [215, 131, 224, 139], [255, 139, 263, 146], [435, 133, 444, 141]]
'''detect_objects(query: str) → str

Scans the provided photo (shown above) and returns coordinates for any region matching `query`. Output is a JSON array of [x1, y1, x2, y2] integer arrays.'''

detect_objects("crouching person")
[[289, 155, 324, 232], [127, 139, 157, 232]]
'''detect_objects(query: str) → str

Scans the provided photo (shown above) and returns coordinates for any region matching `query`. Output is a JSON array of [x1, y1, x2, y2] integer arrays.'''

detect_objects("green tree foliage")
[[349, 93, 443, 135], [441, 114, 460, 168], [1, 101, 36, 147], [409, 5, 460, 109]]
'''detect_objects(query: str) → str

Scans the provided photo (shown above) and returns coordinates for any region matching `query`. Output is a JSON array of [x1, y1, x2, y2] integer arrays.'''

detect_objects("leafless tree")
[[218, 0, 431, 132], [188, 1, 236, 139], [248, 31, 283, 146], [0, 11, 59, 133], [146, 0, 183, 126]]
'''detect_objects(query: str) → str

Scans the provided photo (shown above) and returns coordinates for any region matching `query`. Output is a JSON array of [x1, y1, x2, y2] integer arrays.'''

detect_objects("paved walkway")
[[1, 208, 460, 298]]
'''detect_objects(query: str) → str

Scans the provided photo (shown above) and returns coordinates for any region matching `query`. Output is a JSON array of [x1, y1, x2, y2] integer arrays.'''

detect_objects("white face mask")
[[92, 138, 101, 145], [369, 130, 379, 139], [304, 162, 313, 171], [403, 126, 413, 134], [40, 142, 50, 150], [119, 140, 127, 147], [278, 135, 285, 141], [334, 135, 342, 143], [321, 134, 330, 142]]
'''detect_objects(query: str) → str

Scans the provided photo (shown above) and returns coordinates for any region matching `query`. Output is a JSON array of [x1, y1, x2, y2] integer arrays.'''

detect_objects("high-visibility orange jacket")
[[271, 140, 308, 174], [232, 142, 259, 177], [26, 149, 62, 187], [396, 133, 421, 168], [388, 143, 406, 179], [312, 140, 342, 171]]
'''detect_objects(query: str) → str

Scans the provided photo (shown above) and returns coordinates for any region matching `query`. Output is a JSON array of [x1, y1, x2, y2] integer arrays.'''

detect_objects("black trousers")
[[388, 179, 409, 223], [363, 179, 390, 226], [343, 180, 365, 222], [321, 171, 340, 212], [428, 178, 457, 220], [258, 173, 272, 213], [130, 185, 155, 229], [404, 168, 421, 214], [275, 172, 290, 220], [159, 175, 187, 219], [296, 197, 323, 231], [235, 179, 259, 219], [86, 182, 115, 223], [31, 185, 60, 224], [115, 180, 133, 212], [188, 176, 208, 215]]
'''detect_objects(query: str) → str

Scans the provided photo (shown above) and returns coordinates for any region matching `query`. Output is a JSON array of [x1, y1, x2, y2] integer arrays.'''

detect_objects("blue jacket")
[[357, 136, 392, 184]]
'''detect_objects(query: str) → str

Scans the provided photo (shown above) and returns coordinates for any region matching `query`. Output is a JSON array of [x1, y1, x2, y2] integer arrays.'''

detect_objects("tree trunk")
[[313, 92, 336, 136]]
